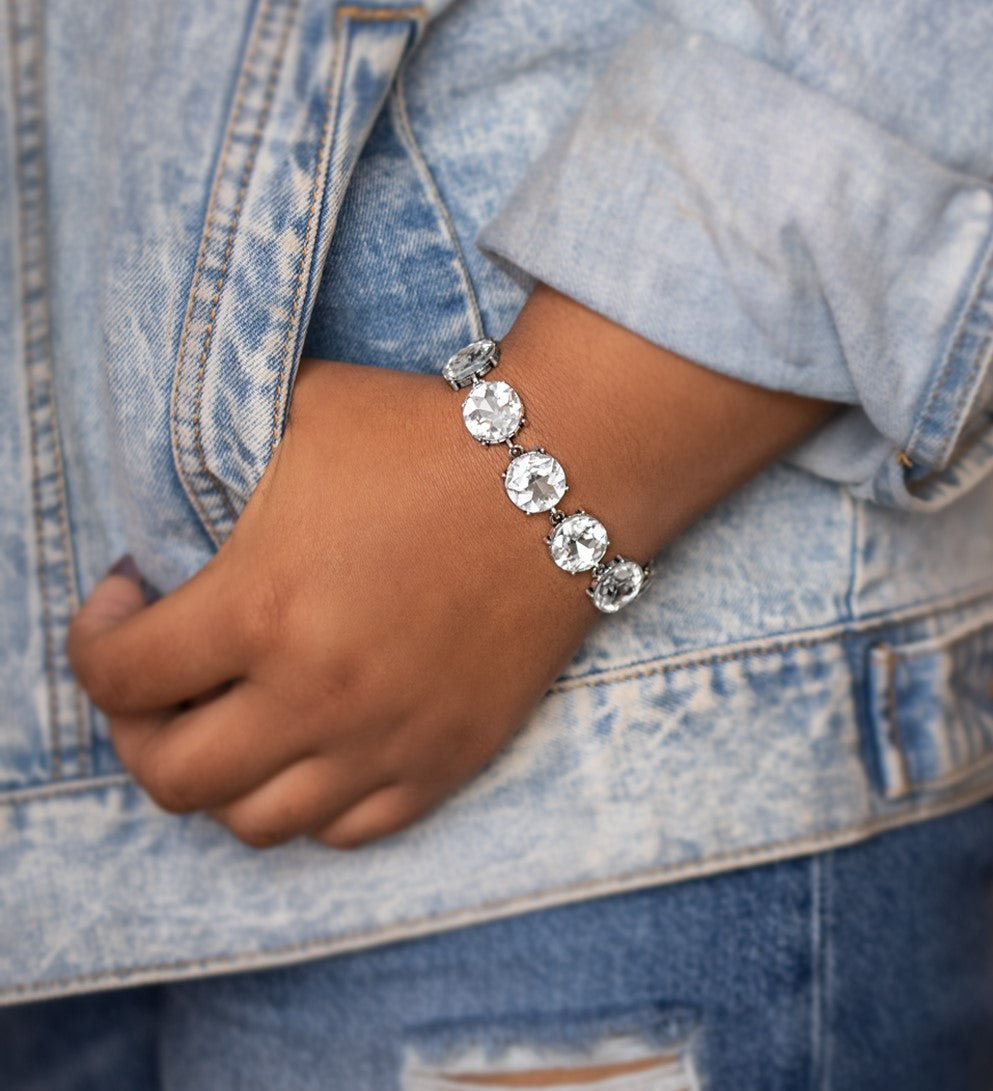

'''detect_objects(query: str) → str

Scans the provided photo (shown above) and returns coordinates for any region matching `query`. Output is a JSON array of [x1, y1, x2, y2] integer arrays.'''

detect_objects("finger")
[[312, 782, 429, 851], [111, 679, 309, 814], [68, 557, 249, 715], [208, 757, 395, 850]]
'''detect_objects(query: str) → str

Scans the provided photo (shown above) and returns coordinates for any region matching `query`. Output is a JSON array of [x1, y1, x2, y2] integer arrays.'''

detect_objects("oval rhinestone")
[[590, 559, 646, 613], [504, 450, 567, 513], [462, 380, 523, 444], [442, 338, 499, 387], [549, 513, 608, 573]]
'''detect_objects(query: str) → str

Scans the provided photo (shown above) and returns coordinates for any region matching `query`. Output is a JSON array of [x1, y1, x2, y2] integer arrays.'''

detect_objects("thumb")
[[67, 555, 148, 677]]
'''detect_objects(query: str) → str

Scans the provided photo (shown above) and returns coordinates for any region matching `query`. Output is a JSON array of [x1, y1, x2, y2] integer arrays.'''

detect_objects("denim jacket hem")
[[2, 580, 993, 1004]]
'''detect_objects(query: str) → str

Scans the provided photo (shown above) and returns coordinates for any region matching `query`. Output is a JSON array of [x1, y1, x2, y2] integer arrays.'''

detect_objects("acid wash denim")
[[5, 802, 993, 1090], [2, 0, 993, 1014]]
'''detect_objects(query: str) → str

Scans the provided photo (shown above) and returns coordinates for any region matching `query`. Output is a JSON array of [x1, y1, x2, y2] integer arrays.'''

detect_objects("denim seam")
[[8, 0, 60, 781], [170, 0, 296, 540], [266, 6, 427, 456], [809, 853, 823, 1091], [891, 748, 993, 799], [875, 629, 993, 797], [3, 782, 993, 1004], [336, 4, 426, 25], [0, 774, 131, 807], [905, 207, 993, 468], [1, 583, 990, 804], [820, 850, 835, 1091], [842, 489, 861, 623], [192, 1, 287, 526], [2, 586, 989, 804], [390, 61, 485, 341], [550, 584, 993, 693], [266, 6, 353, 455], [189, 0, 286, 525], [877, 615, 993, 662], [8, 0, 90, 780], [38, 0, 92, 775], [884, 645, 913, 794]]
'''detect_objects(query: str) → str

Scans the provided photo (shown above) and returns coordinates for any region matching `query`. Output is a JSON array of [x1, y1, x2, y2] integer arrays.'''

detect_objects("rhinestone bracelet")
[[441, 337, 652, 614]]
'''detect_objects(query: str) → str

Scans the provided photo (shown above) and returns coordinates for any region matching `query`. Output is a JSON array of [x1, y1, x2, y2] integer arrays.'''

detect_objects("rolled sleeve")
[[477, 21, 993, 511]]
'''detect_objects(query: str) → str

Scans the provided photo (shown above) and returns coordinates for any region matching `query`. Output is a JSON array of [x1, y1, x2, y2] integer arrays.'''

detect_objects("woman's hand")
[[67, 284, 838, 850], [67, 347, 602, 850]]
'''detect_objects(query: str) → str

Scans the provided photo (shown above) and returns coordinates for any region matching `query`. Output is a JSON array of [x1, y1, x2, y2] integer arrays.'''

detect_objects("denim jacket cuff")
[[852, 230, 993, 511], [476, 22, 993, 513]]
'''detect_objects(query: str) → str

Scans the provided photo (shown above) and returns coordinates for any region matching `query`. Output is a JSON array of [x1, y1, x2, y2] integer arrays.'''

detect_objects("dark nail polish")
[[106, 553, 142, 582]]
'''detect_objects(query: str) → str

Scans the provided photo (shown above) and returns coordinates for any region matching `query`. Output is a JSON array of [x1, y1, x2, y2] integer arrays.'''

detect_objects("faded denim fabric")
[[5, 800, 993, 1089], [477, 2, 993, 512], [1, 0, 992, 1005]]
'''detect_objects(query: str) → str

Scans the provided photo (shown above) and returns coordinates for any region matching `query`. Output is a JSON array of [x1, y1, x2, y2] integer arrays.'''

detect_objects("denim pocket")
[[170, 2, 425, 547], [866, 603, 993, 798]]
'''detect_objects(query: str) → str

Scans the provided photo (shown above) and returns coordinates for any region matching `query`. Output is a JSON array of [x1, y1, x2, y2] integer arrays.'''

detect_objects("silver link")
[[444, 338, 652, 613]]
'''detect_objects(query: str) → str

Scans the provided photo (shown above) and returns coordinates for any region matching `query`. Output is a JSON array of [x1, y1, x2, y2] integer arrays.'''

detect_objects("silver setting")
[[442, 338, 499, 389], [461, 380, 523, 444], [503, 449, 567, 513], [587, 556, 651, 613], [441, 338, 654, 615], [547, 512, 609, 574]]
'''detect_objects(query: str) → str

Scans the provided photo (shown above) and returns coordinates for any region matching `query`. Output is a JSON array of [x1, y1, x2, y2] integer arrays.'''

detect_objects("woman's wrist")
[[492, 283, 842, 563]]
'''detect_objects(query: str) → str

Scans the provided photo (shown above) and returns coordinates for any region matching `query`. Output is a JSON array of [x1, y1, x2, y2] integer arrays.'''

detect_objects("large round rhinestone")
[[548, 513, 608, 573], [590, 559, 646, 613], [504, 450, 567, 513], [442, 338, 498, 387], [462, 380, 523, 444]]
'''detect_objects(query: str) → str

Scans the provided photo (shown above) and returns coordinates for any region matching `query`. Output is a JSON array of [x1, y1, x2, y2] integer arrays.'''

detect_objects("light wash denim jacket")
[[2, 0, 992, 1003]]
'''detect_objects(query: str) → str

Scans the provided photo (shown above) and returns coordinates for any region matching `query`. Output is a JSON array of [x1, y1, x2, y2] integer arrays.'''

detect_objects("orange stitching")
[[336, 4, 425, 22], [4, 780, 993, 1003], [170, 1, 270, 530], [9, 0, 62, 780], [193, 0, 295, 525], [9, 589, 990, 803], [906, 213, 993, 464], [26, 0, 91, 775], [269, 78, 338, 448], [550, 585, 993, 694], [553, 633, 835, 694], [0, 775, 131, 807], [171, 0, 295, 534], [170, 0, 276, 531]]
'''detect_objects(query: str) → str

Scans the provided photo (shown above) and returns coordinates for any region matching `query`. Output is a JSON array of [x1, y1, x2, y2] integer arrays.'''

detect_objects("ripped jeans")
[[5, 798, 993, 1091]]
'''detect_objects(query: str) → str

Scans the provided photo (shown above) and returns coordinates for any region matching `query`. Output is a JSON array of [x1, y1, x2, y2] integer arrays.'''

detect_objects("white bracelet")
[[441, 338, 652, 614]]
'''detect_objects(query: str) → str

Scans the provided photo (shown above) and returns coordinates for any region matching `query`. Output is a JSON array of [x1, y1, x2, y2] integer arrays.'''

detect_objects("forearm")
[[495, 283, 842, 565]]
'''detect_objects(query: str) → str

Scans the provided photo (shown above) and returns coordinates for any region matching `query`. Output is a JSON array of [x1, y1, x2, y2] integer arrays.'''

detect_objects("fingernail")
[[106, 553, 142, 582]]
